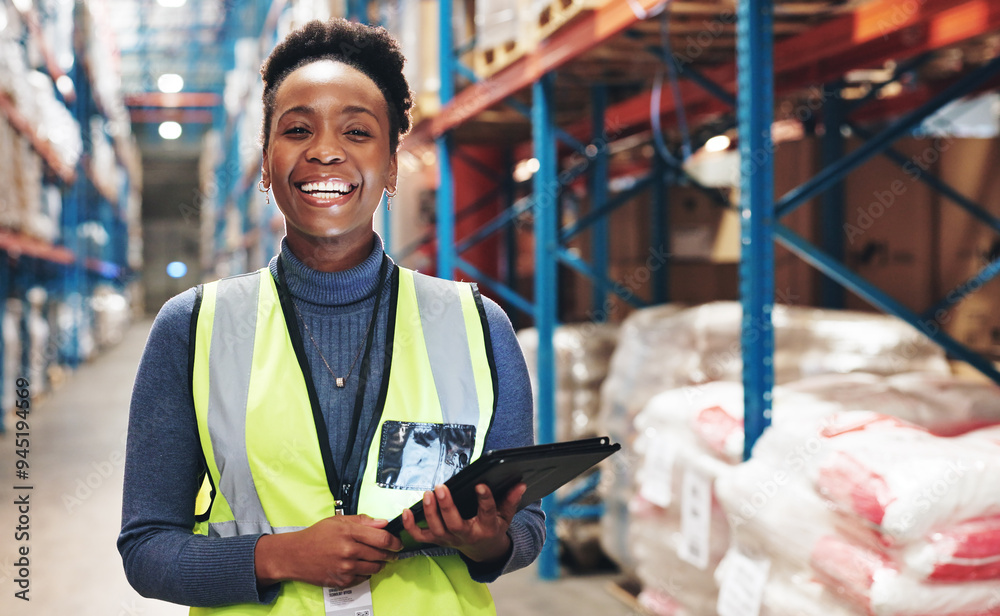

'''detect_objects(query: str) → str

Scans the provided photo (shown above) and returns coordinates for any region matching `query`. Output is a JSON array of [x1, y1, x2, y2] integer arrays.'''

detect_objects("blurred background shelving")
[[5, 1, 1000, 615]]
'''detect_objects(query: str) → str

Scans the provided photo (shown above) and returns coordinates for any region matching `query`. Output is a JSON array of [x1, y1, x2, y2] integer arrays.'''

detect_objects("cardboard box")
[[932, 137, 1000, 355], [668, 184, 740, 262], [670, 262, 739, 305], [842, 137, 936, 313], [774, 137, 819, 307]]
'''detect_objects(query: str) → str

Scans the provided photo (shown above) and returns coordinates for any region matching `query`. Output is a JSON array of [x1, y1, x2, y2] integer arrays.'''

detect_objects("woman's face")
[[262, 59, 396, 257]]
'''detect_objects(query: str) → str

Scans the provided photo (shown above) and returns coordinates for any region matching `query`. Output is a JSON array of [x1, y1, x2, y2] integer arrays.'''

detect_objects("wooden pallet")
[[533, 0, 604, 41], [606, 576, 648, 613], [472, 37, 532, 77]]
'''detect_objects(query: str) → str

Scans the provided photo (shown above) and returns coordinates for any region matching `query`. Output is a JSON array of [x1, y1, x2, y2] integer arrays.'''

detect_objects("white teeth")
[[301, 181, 352, 194]]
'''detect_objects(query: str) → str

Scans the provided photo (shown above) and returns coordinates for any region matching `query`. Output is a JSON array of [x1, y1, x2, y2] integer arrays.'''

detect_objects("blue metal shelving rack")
[[430, 0, 1000, 580], [737, 0, 776, 459], [0, 1, 137, 428], [432, 0, 673, 580]]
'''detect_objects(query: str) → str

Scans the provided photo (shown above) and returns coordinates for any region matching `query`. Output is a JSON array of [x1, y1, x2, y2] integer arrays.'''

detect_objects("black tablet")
[[384, 436, 620, 542]]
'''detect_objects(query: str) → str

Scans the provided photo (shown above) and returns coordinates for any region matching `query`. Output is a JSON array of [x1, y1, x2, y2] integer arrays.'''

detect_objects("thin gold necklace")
[[289, 257, 387, 388]]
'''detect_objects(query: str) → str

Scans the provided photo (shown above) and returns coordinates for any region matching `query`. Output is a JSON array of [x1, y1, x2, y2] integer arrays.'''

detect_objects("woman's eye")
[[347, 129, 372, 138], [283, 126, 308, 135]]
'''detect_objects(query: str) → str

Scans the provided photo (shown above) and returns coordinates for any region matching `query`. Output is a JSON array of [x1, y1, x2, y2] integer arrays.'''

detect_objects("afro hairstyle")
[[260, 19, 413, 152]]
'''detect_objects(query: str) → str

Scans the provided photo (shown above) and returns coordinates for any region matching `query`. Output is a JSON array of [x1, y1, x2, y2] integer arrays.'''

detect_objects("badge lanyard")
[[276, 254, 389, 514]]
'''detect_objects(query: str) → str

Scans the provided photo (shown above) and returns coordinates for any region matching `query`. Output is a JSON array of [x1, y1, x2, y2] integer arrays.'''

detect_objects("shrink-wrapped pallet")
[[517, 322, 619, 442], [596, 303, 686, 568], [2, 299, 24, 413], [626, 382, 743, 611], [810, 413, 1000, 545], [0, 116, 20, 231], [715, 543, 858, 616], [718, 410, 1000, 616], [599, 302, 950, 456], [517, 321, 619, 567], [597, 301, 950, 571], [92, 285, 131, 349], [26, 287, 50, 394]]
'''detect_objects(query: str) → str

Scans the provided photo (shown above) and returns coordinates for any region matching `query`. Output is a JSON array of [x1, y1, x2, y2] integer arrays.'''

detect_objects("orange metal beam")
[[583, 0, 1000, 145], [0, 92, 77, 184], [430, 0, 667, 137], [123, 92, 222, 108], [437, 0, 1000, 147], [128, 108, 216, 124], [0, 229, 75, 265], [22, 7, 74, 103]]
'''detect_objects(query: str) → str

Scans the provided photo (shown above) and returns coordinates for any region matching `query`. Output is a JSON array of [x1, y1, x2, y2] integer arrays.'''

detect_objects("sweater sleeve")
[[117, 290, 279, 606], [461, 295, 546, 583]]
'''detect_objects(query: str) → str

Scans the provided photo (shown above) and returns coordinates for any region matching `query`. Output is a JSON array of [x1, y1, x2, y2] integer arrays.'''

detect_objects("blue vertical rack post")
[[651, 152, 669, 305], [819, 84, 846, 309], [589, 85, 609, 319], [737, 0, 775, 460], [64, 28, 89, 368], [769, 54, 1000, 389], [532, 72, 559, 580], [728, 9, 1000, 461], [436, 0, 456, 281]]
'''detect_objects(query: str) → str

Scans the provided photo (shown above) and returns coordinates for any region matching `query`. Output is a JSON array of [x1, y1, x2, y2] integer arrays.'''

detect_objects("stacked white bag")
[[629, 382, 745, 614], [716, 394, 1000, 616], [637, 372, 1000, 615], [516, 322, 621, 568], [598, 301, 950, 570]]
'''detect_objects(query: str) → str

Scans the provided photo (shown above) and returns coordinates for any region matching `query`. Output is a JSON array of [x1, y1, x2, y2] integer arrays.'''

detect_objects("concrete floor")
[[0, 319, 631, 616]]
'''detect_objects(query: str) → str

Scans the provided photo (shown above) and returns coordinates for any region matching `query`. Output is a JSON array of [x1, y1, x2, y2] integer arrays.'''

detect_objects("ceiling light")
[[159, 121, 182, 140], [158, 73, 184, 93], [704, 135, 731, 153], [157, 0, 187, 7], [166, 261, 188, 278], [0, 7, 7, 32], [55, 75, 75, 97], [513, 158, 540, 183], [58, 51, 74, 71]]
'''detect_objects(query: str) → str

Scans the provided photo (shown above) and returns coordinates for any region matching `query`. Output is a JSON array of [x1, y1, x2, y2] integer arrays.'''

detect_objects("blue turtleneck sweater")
[[118, 236, 544, 607]]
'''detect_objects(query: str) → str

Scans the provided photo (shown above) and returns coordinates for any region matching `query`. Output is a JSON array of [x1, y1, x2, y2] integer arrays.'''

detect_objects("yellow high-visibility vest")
[[189, 264, 498, 615]]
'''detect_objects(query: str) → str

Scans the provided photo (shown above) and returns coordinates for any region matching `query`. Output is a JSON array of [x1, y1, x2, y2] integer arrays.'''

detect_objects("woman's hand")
[[255, 514, 403, 589], [400, 483, 527, 565]]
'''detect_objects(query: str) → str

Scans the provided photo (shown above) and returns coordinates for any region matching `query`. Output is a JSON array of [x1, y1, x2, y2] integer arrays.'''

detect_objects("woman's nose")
[[306, 132, 345, 164]]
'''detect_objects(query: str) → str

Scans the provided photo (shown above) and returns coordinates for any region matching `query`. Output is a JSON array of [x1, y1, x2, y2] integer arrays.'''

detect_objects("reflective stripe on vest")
[[190, 266, 497, 615]]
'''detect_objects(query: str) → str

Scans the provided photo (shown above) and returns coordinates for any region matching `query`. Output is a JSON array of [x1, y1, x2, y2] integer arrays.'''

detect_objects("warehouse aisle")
[[0, 319, 182, 616], [0, 319, 629, 616]]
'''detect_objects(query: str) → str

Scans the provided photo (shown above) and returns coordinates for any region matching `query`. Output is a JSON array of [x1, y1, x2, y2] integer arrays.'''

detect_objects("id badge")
[[323, 579, 374, 616]]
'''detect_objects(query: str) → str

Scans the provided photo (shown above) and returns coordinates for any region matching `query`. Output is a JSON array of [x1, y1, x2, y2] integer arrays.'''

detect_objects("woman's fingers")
[[498, 483, 527, 520], [436, 484, 473, 532], [401, 507, 437, 544], [421, 489, 450, 537]]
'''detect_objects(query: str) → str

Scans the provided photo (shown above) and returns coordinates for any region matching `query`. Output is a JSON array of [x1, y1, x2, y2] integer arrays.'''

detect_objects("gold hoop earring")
[[258, 180, 270, 204]]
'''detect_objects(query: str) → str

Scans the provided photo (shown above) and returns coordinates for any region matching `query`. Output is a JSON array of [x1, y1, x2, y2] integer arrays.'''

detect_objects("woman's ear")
[[261, 149, 271, 188], [386, 152, 398, 193]]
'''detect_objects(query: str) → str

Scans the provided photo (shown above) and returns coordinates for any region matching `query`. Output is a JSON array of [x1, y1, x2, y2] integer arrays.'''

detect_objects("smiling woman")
[[118, 17, 544, 616], [262, 60, 398, 271]]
